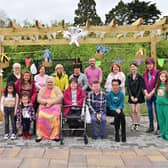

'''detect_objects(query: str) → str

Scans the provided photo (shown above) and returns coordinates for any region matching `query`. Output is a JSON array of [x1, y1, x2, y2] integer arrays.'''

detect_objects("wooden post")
[[150, 36, 157, 61], [0, 42, 3, 121]]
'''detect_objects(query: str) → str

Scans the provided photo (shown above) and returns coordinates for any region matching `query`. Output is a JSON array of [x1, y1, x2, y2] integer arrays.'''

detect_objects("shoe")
[[26, 132, 30, 139], [154, 129, 160, 135], [35, 138, 42, 143], [122, 135, 126, 142], [146, 125, 154, 133], [10, 134, 16, 140], [4, 134, 9, 140], [135, 124, 140, 131], [115, 132, 120, 142], [131, 124, 135, 131], [53, 138, 60, 142], [110, 122, 115, 125], [23, 133, 27, 140]]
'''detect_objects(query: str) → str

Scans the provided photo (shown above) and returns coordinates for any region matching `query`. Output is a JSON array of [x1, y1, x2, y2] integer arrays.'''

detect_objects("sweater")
[[107, 90, 124, 111]]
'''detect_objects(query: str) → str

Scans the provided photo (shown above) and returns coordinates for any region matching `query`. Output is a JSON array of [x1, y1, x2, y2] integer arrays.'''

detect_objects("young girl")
[[17, 94, 35, 139], [1, 82, 18, 140], [155, 71, 168, 140]]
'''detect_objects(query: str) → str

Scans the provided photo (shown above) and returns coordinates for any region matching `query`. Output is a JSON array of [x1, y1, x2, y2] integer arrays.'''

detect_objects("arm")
[[30, 82, 37, 105], [117, 93, 124, 110], [100, 94, 106, 115], [98, 68, 103, 84], [63, 89, 72, 105], [77, 89, 86, 106], [120, 72, 126, 89], [82, 74, 89, 91], [126, 75, 133, 97], [64, 75, 69, 90], [34, 75, 41, 90], [86, 93, 96, 114], [37, 87, 48, 104], [14, 94, 19, 115], [107, 93, 116, 111], [0, 96, 4, 115]]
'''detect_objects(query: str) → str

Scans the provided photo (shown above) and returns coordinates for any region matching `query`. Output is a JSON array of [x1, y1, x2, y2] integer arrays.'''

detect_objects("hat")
[[55, 64, 63, 70]]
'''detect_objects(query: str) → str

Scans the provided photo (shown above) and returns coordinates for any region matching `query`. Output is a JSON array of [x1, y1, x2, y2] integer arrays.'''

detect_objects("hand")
[[14, 111, 17, 116], [131, 96, 135, 102], [72, 102, 77, 106], [96, 113, 101, 121], [2, 112, 5, 116], [116, 109, 121, 114], [134, 98, 138, 102]]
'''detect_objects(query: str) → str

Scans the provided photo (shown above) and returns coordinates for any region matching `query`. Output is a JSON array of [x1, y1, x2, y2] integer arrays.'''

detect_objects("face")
[[39, 66, 45, 75], [7, 86, 14, 93], [146, 63, 154, 71], [70, 81, 77, 90], [46, 79, 54, 89], [112, 65, 120, 73], [112, 81, 120, 93], [23, 73, 31, 81], [21, 96, 29, 105], [89, 58, 95, 67], [74, 68, 80, 75], [92, 83, 100, 93], [130, 64, 137, 73], [160, 73, 167, 83], [56, 67, 63, 74], [13, 66, 21, 74]]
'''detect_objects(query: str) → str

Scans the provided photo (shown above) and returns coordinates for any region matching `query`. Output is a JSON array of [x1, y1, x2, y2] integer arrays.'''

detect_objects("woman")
[[52, 64, 69, 92], [34, 65, 48, 91], [63, 77, 85, 128], [36, 76, 63, 141], [144, 57, 159, 133], [105, 63, 126, 94], [15, 71, 37, 106], [126, 63, 145, 131]]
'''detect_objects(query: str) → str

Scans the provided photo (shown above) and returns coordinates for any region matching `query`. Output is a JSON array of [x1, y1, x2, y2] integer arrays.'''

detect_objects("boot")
[[115, 130, 120, 142], [146, 124, 154, 133]]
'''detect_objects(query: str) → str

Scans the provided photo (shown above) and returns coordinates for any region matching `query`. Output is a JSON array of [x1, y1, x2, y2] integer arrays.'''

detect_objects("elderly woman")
[[105, 63, 126, 94], [7, 63, 21, 83], [15, 71, 37, 106], [63, 77, 85, 128], [34, 65, 48, 91], [36, 76, 63, 142], [52, 64, 69, 92]]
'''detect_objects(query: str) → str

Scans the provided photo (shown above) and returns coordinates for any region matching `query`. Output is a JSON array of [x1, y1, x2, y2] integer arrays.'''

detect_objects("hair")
[[130, 62, 138, 67], [4, 81, 17, 97], [111, 63, 121, 72], [46, 76, 54, 84], [69, 77, 78, 84], [21, 71, 33, 84], [73, 63, 81, 69], [156, 70, 168, 97], [13, 63, 21, 69], [92, 80, 100, 85], [21, 93, 29, 99], [38, 64, 45, 72], [145, 57, 155, 65], [111, 79, 121, 85]]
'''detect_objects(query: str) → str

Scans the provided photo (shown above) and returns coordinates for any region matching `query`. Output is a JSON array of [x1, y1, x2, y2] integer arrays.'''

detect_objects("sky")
[[0, 0, 167, 25]]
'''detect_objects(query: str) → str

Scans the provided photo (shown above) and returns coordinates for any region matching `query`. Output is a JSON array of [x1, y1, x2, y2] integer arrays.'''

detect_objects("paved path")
[[0, 116, 168, 167]]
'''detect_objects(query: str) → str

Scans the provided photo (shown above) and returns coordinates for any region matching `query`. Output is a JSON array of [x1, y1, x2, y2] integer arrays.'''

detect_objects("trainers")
[[4, 134, 9, 140], [131, 124, 135, 131], [135, 124, 140, 131], [10, 134, 16, 140]]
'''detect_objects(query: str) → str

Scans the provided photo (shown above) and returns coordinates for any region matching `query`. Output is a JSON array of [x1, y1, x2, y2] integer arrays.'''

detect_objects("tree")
[[105, 0, 161, 25], [0, 9, 9, 27], [74, 0, 102, 26], [105, 1, 129, 25]]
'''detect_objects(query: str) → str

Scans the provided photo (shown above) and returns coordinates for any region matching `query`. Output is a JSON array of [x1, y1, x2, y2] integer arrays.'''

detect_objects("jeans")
[[22, 118, 30, 133], [146, 96, 158, 128], [90, 113, 106, 139], [4, 107, 16, 134]]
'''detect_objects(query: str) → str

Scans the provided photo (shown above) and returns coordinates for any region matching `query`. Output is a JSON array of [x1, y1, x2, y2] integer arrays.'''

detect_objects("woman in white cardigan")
[[105, 63, 126, 94]]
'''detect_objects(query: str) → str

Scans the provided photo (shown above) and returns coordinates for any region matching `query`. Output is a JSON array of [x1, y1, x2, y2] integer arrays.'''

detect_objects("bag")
[[81, 104, 91, 124]]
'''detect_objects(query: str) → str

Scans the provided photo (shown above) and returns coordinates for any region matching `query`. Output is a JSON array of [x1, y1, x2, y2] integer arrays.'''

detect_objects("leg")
[[146, 99, 154, 132], [120, 111, 126, 142], [100, 114, 106, 139], [113, 112, 120, 142], [131, 104, 136, 124], [153, 96, 159, 130], [9, 108, 16, 134], [4, 108, 9, 134], [135, 104, 141, 124], [90, 114, 98, 139]]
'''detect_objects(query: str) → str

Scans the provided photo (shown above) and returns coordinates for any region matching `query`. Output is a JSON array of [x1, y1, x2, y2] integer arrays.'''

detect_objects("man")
[[107, 79, 126, 142], [52, 64, 69, 92], [69, 63, 88, 91], [87, 81, 106, 140], [84, 58, 102, 91]]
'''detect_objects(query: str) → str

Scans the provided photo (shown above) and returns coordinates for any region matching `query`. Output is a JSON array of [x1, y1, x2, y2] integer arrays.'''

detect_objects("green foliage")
[[74, 0, 102, 26], [105, 0, 161, 25]]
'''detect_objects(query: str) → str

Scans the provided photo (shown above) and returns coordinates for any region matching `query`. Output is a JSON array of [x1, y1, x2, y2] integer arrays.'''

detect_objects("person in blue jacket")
[[107, 79, 126, 142]]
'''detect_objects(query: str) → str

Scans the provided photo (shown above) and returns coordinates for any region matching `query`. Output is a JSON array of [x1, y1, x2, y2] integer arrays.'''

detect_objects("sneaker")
[[131, 124, 135, 131], [10, 134, 16, 140], [135, 124, 140, 131], [4, 134, 9, 140]]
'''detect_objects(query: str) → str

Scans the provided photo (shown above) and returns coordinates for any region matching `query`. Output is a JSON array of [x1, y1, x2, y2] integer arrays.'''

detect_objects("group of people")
[[1, 56, 168, 143]]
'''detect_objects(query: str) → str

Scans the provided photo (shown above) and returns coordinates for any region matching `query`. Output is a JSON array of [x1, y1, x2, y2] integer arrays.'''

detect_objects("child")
[[17, 94, 35, 139], [1, 82, 18, 140], [107, 79, 126, 142], [155, 71, 168, 140]]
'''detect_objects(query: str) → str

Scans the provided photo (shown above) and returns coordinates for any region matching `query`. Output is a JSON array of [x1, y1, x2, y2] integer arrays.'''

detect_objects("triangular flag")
[[25, 58, 31, 68], [158, 58, 165, 67], [114, 60, 121, 64], [96, 61, 101, 67], [136, 59, 142, 65]]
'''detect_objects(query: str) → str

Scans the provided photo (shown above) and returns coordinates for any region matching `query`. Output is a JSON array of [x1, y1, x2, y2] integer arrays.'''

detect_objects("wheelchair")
[[60, 101, 88, 145]]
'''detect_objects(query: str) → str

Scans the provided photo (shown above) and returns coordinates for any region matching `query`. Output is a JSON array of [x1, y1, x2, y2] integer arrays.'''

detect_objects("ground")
[[0, 116, 168, 168]]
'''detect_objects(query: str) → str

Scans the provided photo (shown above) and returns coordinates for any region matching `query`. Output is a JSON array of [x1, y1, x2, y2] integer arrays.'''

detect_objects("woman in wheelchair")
[[63, 77, 85, 128]]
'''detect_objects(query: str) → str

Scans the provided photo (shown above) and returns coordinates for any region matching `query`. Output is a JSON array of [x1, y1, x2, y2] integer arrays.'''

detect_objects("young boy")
[[107, 79, 126, 142]]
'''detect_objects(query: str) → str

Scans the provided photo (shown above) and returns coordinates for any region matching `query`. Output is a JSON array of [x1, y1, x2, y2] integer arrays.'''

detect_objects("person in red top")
[[63, 77, 85, 128]]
